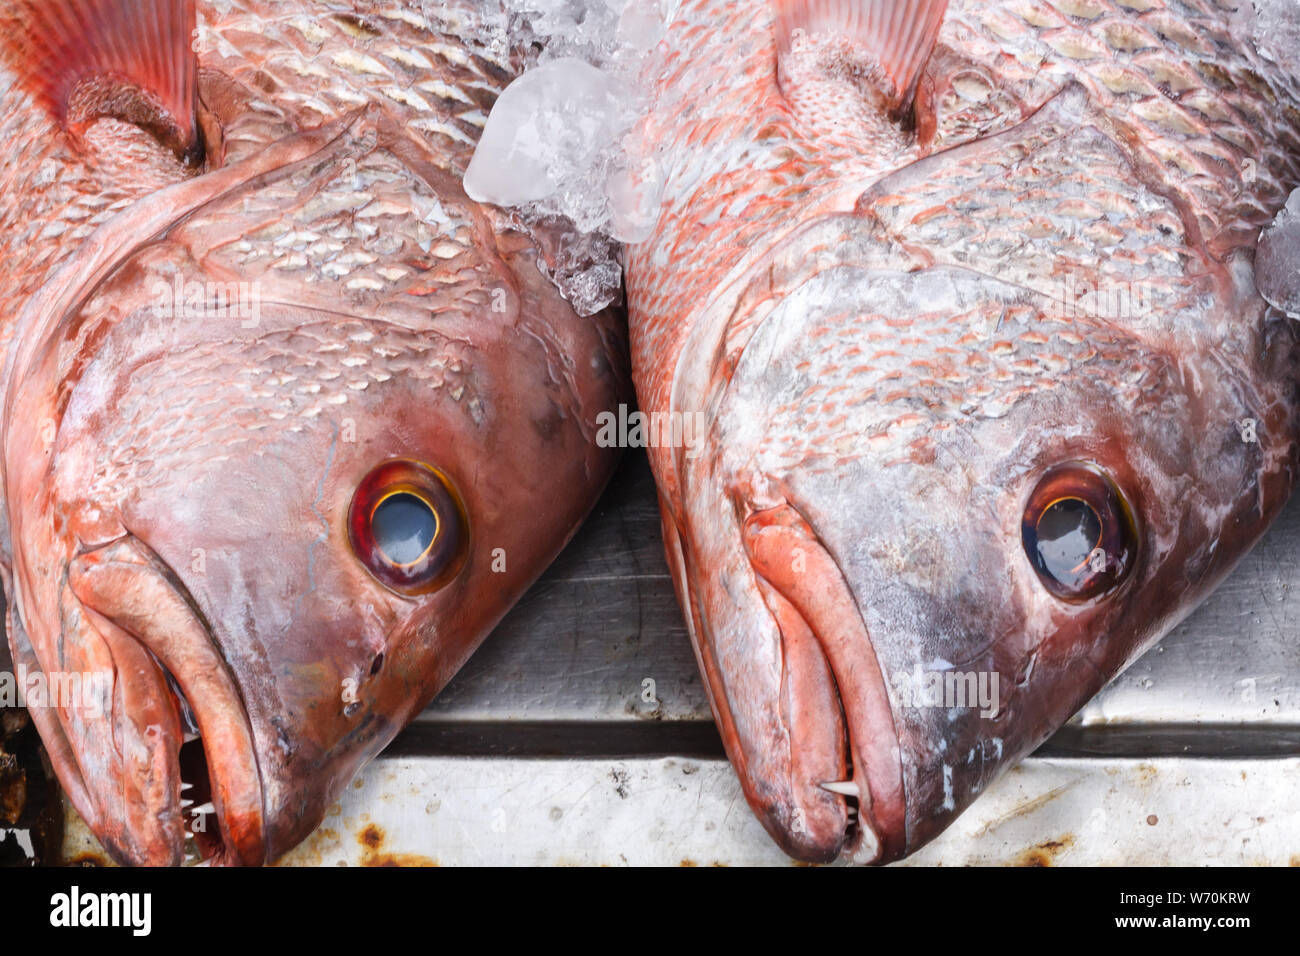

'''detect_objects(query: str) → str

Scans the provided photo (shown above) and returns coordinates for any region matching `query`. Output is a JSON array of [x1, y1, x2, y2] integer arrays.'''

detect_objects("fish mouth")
[[734, 497, 908, 864], [65, 536, 265, 866]]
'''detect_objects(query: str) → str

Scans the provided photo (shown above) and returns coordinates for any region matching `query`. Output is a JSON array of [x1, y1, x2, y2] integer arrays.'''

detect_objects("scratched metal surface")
[[265, 755, 1300, 866], [51, 452, 1300, 865]]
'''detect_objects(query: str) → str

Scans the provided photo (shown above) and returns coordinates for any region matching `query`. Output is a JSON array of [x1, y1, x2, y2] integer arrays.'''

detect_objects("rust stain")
[[362, 852, 440, 867], [358, 824, 384, 850], [353, 821, 437, 867], [1012, 834, 1075, 867]]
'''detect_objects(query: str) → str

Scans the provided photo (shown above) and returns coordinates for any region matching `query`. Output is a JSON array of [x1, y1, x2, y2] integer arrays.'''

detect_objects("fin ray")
[[0, 0, 198, 157], [773, 0, 949, 112]]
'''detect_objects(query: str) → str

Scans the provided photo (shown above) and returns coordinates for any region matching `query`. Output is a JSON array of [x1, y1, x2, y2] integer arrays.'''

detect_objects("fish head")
[[2, 112, 626, 865], [624, 0, 1300, 866], [660, 187, 1298, 865]]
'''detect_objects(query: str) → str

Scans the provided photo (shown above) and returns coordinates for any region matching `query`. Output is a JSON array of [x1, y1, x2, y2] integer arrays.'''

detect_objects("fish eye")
[[349, 460, 469, 595], [1021, 463, 1138, 602]]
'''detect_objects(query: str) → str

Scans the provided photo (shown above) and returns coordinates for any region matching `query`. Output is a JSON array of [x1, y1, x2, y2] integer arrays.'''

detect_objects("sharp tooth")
[[819, 780, 859, 797], [192, 802, 216, 815], [184, 732, 201, 743], [850, 824, 882, 865], [181, 799, 194, 808], [180, 782, 194, 791]]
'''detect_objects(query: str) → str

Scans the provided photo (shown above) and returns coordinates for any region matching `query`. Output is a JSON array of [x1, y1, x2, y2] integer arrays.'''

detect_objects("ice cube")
[[617, 1, 668, 51], [606, 151, 664, 244], [464, 57, 629, 208]]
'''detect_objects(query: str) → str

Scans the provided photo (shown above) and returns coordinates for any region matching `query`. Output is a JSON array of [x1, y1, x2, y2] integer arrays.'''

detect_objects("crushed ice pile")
[[461, 0, 678, 315]]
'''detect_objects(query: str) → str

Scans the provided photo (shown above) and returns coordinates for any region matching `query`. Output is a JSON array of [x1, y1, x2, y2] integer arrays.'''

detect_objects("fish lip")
[[745, 576, 853, 862], [754, 578, 884, 863], [658, 508, 844, 862], [67, 536, 267, 866], [739, 495, 908, 864]]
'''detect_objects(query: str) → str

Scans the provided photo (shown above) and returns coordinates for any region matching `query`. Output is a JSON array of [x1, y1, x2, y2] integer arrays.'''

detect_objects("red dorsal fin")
[[1, 0, 199, 159], [773, 0, 949, 113]]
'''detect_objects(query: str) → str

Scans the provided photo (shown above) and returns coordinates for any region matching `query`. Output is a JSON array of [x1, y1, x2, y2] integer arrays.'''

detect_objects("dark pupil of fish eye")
[[1035, 498, 1102, 587], [371, 494, 437, 566]]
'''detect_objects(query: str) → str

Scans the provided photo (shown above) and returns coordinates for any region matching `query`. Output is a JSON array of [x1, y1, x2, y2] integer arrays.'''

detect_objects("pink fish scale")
[[629, 1, 1300, 500], [0, 0, 523, 382]]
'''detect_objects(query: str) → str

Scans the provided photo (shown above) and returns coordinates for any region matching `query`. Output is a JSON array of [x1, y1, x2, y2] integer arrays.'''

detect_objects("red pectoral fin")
[[773, 0, 949, 113], [0, 0, 199, 158]]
